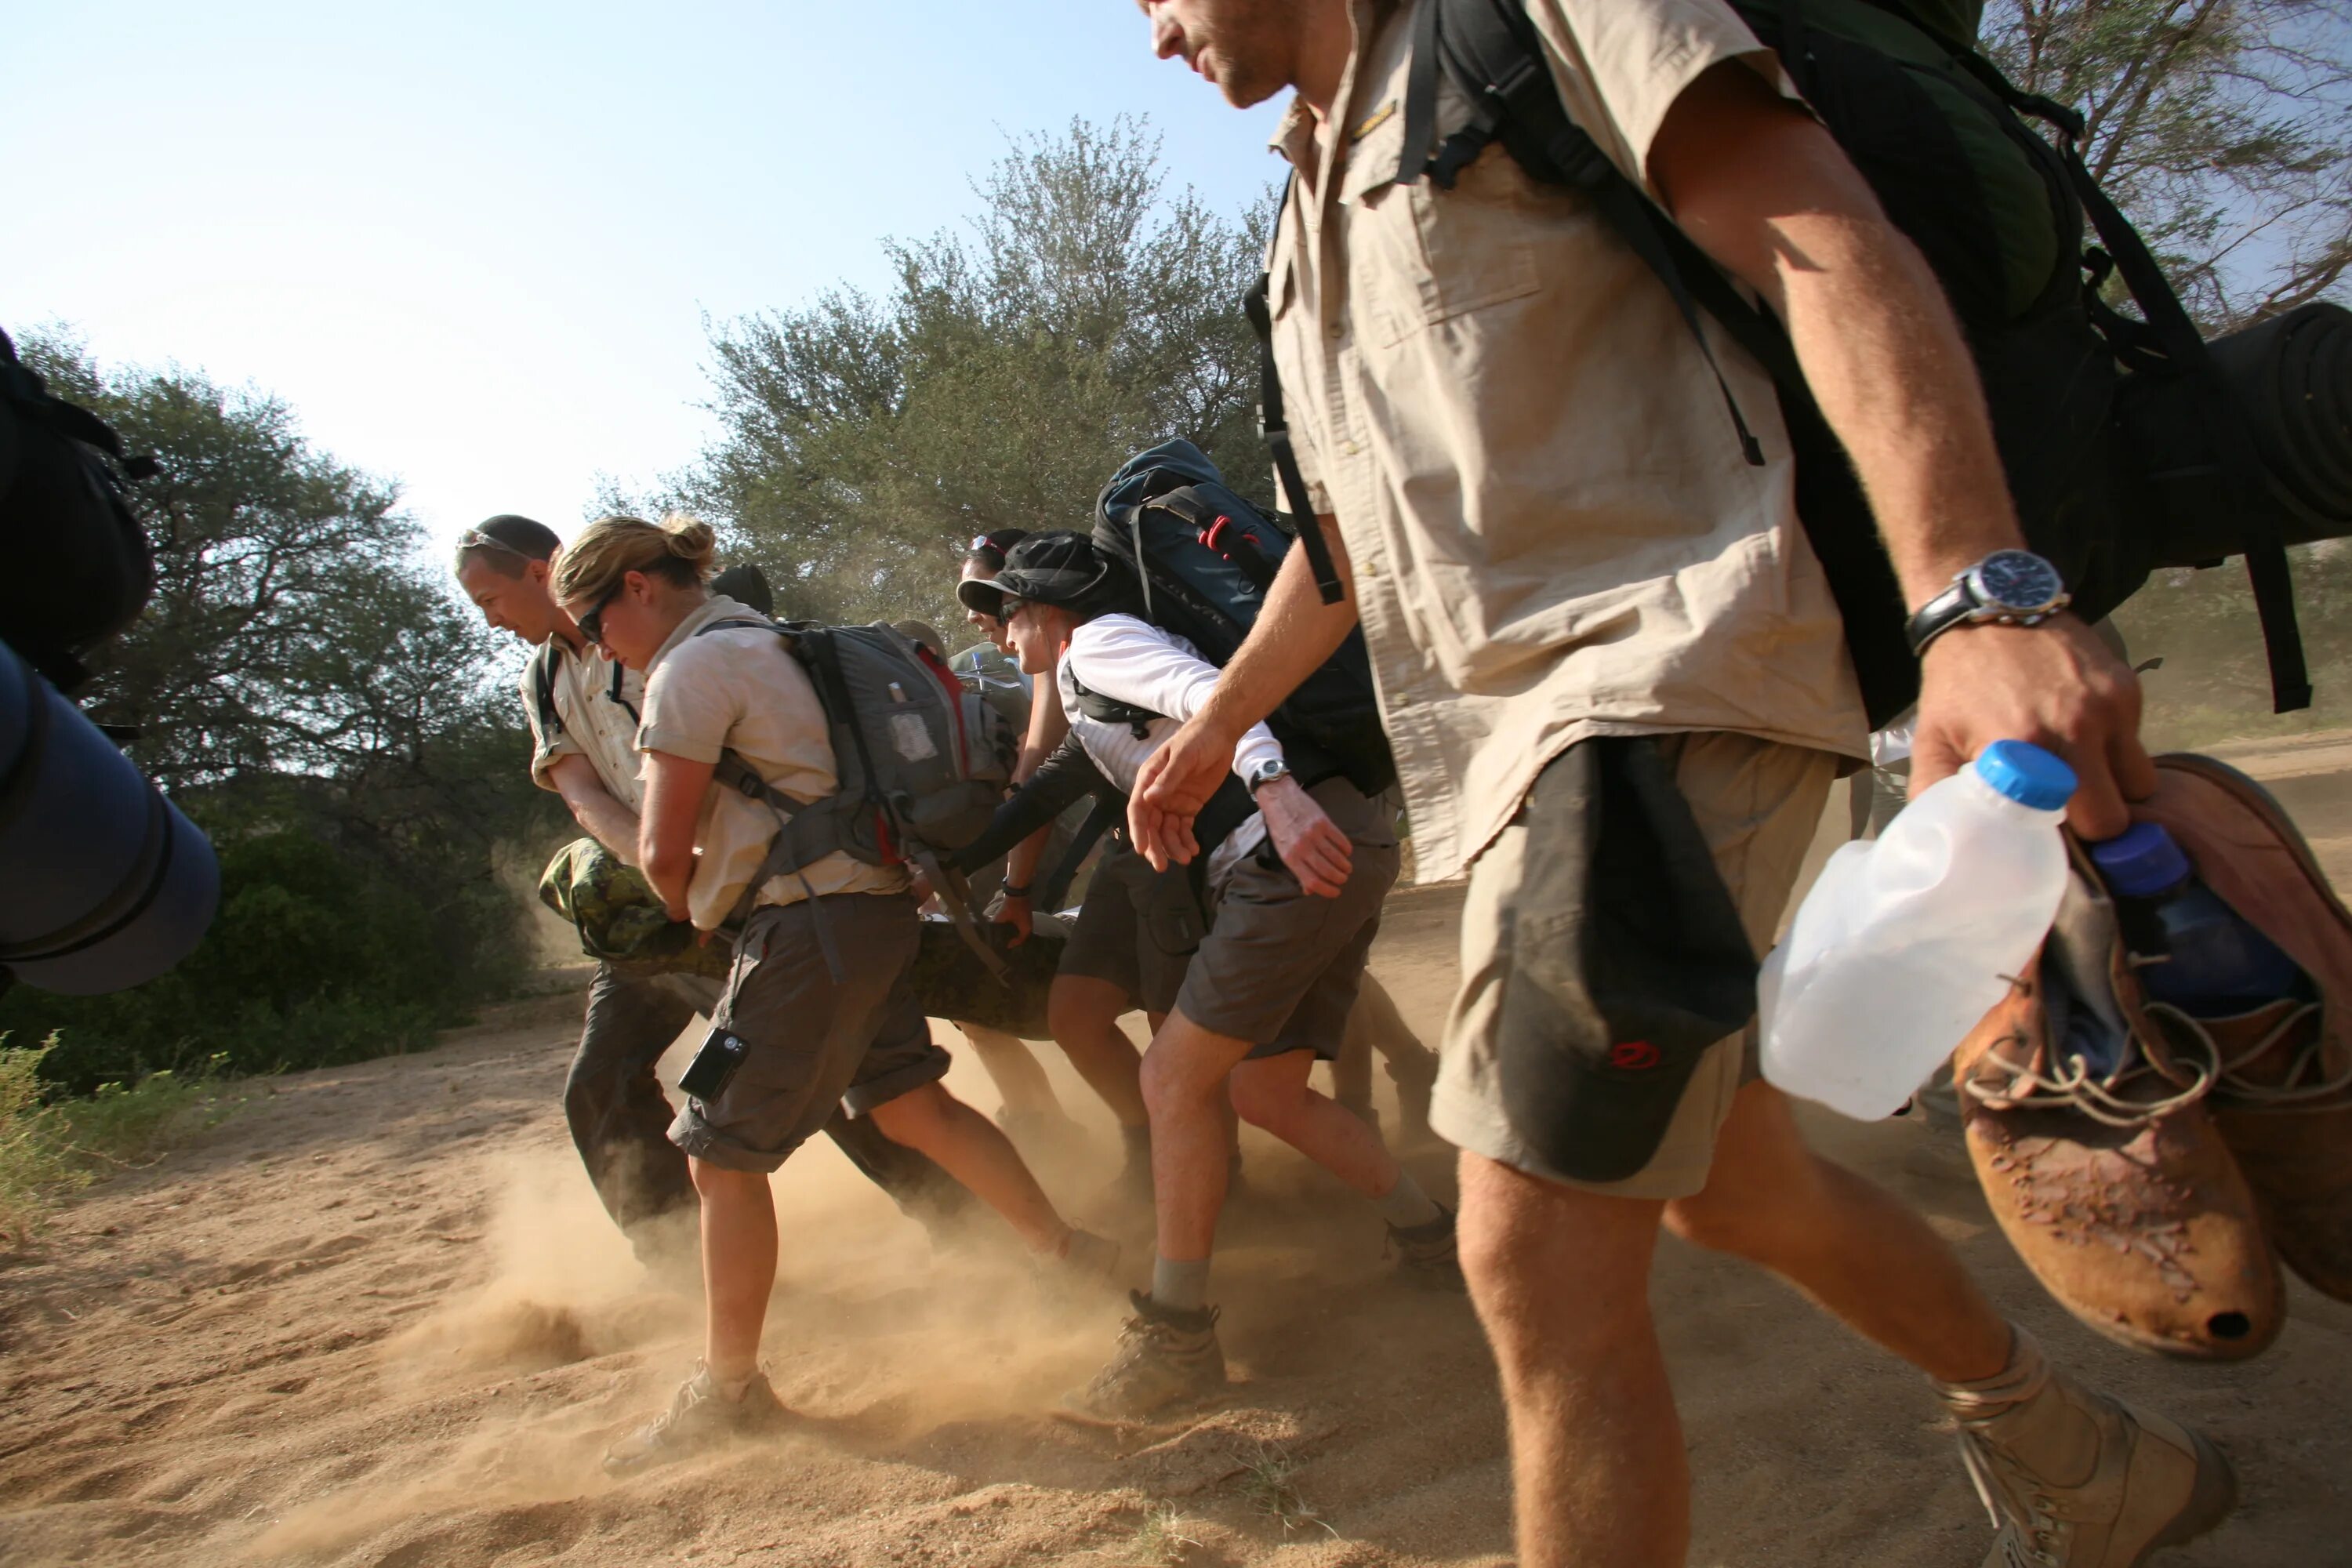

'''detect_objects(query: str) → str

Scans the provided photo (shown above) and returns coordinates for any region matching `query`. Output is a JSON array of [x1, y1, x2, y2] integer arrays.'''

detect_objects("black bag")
[[0, 327, 158, 692], [1355, 0, 2352, 724], [1093, 439, 1396, 796]]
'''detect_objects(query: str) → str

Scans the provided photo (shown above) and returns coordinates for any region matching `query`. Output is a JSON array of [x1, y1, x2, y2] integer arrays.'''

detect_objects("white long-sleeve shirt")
[[1058, 613, 1287, 888]]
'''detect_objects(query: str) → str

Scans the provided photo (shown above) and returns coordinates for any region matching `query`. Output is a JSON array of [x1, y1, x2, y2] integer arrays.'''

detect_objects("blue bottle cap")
[[1973, 740, 2077, 812], [2088, 821, 2193, 898]]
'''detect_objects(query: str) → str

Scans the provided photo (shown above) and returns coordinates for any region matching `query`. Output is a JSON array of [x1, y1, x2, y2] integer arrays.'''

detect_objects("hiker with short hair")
[[452, 515, 973, 1264], [1130, 2, 2227, 1564], [548, 514, 1114, 1473], [964, 531, 1457, 1418]]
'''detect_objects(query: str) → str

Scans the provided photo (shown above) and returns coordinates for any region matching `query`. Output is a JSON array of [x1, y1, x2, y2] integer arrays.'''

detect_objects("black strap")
[[1401, 0, 1767, 465], [1036, 795, 1117, 911], [1243, 260, 1348, 604]]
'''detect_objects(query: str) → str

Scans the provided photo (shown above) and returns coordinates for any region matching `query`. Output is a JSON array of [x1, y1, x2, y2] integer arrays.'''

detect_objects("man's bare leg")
[[1458, 1152, 1686, 1568], [1228, 1047, 1403, 1198], [1663, 1081, 2010, 1383], [1138, 1011, 1255, 1268], [1047, 975, 1149, 1128], [1461, 1079, 2018, 1568], [691, 1158, 779, 1381]]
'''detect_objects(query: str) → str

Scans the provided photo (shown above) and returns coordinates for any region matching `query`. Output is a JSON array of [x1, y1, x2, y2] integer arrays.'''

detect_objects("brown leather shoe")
[[1951, 849, 2282, 1360], [2136, 755, 2352, 1302]]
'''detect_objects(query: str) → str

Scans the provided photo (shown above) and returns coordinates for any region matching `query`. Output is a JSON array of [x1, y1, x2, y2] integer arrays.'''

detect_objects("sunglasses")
[[996, 594, 1027, 622], [458, 527, 532, 560], [575, 583, 624, 648]]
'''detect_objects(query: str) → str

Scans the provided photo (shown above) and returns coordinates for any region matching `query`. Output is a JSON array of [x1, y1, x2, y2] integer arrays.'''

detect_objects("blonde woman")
[[552, 514, 1113, 1474]]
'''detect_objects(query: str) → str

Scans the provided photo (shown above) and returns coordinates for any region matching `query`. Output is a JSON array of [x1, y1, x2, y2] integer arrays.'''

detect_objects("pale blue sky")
[[10, 1, 1287, 557]]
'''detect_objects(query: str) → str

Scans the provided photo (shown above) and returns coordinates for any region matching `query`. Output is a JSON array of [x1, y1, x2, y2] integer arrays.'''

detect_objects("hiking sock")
[[1374, 1171, 1443, 1231], [1933, 1325, 2100, 1482], [1150, 1254, 1213, 1313]]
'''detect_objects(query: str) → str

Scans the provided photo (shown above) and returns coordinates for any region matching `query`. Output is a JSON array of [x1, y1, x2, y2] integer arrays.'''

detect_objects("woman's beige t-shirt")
[[637, 595, 906, 931]]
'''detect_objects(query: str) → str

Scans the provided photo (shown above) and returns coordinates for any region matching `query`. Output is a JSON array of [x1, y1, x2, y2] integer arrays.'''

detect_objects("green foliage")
[[5, 335, 569, 1092], [0, 1037, 238, 1243], [676, 117, 1279, 630], [1983, 0, 2352, 327]]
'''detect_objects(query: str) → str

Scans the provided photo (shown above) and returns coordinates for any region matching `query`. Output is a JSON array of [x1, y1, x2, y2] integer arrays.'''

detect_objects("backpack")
[[1092, 439, 1397, 797], [691, 615, 1020, 978], [0, 326, 160, 694], [1311, 0, 2352, 728]]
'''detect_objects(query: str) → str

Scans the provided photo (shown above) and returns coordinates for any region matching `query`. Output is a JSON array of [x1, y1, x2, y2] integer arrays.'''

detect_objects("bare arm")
[[546, 753, 643, 863], [1129, 514, 1361, 867], [1652, 63, 2151, 834], [1014, 670, 1072, 785], [639, 750, 717, 925]]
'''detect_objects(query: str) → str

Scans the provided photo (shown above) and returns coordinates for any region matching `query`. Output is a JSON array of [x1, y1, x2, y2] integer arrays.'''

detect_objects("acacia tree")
[[1984, 0, 2352, 326], [682, 117, 1276, 629]]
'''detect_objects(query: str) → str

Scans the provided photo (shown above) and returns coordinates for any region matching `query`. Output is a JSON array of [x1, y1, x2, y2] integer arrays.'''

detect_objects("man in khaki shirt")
[[1127, 2, 2224, 1566]]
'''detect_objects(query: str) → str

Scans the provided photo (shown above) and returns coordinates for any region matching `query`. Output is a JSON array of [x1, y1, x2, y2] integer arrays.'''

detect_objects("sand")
[[5, 765, 2351, 1567]]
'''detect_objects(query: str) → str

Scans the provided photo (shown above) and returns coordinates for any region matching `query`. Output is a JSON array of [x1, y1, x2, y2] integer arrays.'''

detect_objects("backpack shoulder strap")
[[528, 640, 566, 743], [1243, 200, 1348, 606]]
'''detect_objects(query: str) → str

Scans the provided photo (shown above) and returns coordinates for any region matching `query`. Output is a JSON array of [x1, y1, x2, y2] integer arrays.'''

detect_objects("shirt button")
[[1339, 439, 1361, 456], [1327, 320, 1345, 339]]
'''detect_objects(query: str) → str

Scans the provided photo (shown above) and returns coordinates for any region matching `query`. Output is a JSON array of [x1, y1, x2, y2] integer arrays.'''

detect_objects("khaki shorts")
[[1178, 779, 1401, 1059], [671, 891, 950, 1174], [1055, 837, 1189, 1015], [1434, 734, 1838, 1199]]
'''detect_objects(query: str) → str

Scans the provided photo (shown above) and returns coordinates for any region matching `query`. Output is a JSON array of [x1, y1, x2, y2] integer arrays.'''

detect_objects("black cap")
[[956, 530, 1122, 619]]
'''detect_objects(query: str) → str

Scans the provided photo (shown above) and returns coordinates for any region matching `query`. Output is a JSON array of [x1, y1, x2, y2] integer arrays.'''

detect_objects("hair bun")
[[661, 514, 717, 572]]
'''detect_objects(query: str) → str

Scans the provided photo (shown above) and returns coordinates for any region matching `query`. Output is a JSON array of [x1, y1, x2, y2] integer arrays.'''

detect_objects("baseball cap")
[[956, 530, 1123, 619]]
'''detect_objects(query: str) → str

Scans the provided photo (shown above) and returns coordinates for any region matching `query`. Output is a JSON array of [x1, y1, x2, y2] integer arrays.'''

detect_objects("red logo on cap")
[[1610, 1040, 1661, 1071]]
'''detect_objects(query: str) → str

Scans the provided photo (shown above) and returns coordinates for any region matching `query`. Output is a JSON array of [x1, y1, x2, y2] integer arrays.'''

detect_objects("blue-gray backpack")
[[1092, 438, 1396, 798]]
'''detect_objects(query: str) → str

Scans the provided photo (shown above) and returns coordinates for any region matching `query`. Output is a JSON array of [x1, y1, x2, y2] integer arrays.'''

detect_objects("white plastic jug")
[[1759, 739, 2077, 1120]]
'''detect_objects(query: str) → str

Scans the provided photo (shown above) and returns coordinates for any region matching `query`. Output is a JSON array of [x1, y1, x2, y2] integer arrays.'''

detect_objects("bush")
[[0, 1036, 234, 1243], [1, 828, 514, 1096]]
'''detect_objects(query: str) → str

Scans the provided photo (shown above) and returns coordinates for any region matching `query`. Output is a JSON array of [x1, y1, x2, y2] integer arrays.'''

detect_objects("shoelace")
[[1957, 1432, 2065, 1567], [1962, 1020, 2215, 1128], [2169, 998, 2352, 1110]]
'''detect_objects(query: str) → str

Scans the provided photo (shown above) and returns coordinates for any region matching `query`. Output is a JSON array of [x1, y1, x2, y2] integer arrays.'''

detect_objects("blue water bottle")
[[2088, 822, 2303, 1016]]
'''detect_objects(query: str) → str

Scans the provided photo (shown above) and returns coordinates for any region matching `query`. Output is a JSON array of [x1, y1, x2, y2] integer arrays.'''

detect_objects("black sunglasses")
[[575, 583, 624, 647]]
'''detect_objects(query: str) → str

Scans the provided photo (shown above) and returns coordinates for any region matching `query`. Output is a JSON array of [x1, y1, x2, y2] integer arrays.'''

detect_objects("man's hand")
[[1908, 617, 2156, 838], [1130, 717, 1243, 870], [994, 892, 1034, 946], [1255, 775, 1354, 898]]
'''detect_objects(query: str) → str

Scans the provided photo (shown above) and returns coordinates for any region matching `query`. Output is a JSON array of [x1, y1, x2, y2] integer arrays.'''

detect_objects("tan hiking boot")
[[1051, 1228, 1124, 1287], [603, 1363, 792, 1475], [1065, 1291, 1225, 1419], [1940, 1330, 2235, 1567]]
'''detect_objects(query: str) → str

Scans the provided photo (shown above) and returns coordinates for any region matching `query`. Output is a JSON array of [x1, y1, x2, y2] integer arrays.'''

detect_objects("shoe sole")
[[2127, 1417, 2238, 1568]]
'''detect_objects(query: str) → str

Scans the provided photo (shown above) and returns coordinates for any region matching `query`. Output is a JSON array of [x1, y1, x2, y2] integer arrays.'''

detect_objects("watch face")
[[1972, 550, 2066, 613]]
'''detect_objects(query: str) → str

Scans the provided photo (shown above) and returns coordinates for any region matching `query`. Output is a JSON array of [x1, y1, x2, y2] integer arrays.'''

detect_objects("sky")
[[9, 0, 1289, 560]]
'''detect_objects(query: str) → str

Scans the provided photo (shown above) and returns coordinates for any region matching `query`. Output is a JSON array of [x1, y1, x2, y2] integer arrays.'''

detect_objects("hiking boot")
[[2138, 754, 2352, 1304], [1951, 846, 2281, 1361], [1387, 1203, 1465, 1291], [1065, 1291, 1225, 1420], [1941, 1330, 2235, 1567], [603, 1363, 791, 1475]]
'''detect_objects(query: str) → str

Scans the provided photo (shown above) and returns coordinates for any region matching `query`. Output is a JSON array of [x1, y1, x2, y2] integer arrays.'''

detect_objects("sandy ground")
[[5, 751, 2352, 1568]]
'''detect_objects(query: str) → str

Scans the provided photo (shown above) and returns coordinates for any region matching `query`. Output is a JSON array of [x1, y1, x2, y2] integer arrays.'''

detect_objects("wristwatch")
[[1904, 549, 2071, 656], [1246, 757, 1292, 796]]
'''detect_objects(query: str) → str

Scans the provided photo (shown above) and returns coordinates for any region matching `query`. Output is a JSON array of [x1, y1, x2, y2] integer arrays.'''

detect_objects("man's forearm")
[[1194, 514, 1360, 740], [1771, 210, 2024, 607], [568, 792, 642, 863]]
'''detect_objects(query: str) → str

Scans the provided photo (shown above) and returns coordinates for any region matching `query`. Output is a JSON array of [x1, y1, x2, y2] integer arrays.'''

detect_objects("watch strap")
[[1904, 579, 1980, 657]]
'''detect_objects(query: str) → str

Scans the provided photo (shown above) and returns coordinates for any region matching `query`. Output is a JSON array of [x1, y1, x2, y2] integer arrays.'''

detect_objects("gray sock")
[[1375, 1171, 1443, 1230], [1150, 1254, 1212, 1313]]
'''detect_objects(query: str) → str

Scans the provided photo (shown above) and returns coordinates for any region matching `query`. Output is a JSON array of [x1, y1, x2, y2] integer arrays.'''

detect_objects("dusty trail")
[[5, 758, 2352, 1567]]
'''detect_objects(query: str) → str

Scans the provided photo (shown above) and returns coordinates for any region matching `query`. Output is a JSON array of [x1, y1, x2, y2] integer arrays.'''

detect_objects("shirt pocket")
[[1340, 114, 1541, 350]]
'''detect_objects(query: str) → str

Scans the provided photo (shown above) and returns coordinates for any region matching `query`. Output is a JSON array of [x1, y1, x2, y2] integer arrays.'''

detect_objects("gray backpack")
[[695, 618, 1018, 977]]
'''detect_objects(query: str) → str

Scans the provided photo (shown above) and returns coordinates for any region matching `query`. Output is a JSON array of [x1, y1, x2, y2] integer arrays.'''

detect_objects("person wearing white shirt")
[[964, 531, 1456, 1419]]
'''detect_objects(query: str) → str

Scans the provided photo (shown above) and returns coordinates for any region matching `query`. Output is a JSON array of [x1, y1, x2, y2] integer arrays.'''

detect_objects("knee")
[[1138, 1044, 1215, 1123], [1662, 1154, 1832, 1262], [1457, 1156, 1658, 1361], [868, 1084, 952, 1146], [689, 1157, 762, 1201], [1047, 982, 1119, 1050], [1225, 1064, 1303, 1133]]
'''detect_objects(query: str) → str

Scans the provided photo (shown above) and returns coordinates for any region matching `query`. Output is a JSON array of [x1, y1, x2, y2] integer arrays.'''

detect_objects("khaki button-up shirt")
[[523, 637, 647, 814], [1269, 0, 1867, 884]]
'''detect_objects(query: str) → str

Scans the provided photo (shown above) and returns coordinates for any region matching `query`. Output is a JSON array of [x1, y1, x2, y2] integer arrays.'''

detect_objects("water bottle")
[[1760, 740, 2077, 1120], [2088, 822, 2303, 1016]]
